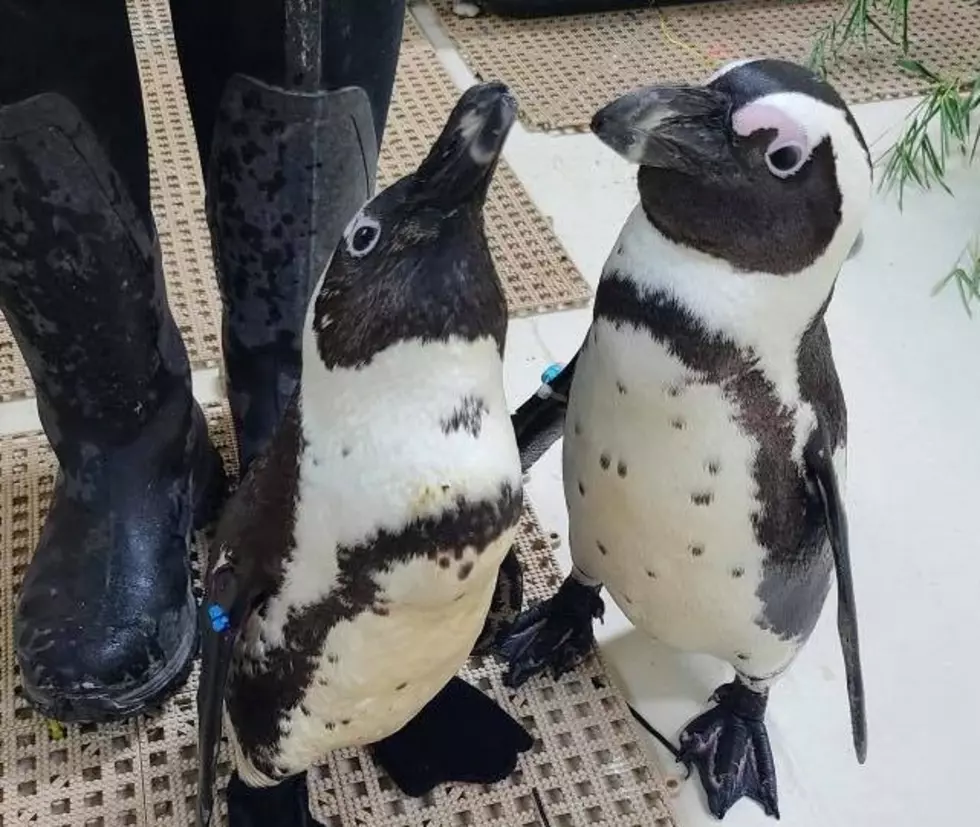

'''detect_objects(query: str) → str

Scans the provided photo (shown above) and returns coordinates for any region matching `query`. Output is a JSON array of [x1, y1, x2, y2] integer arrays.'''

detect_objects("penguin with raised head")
[[195, 81, 533, 827], [500, 59, 870, 819]]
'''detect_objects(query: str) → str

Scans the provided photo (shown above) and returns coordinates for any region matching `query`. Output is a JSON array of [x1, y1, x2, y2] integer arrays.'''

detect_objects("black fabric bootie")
[[0, 93, 227, 722]]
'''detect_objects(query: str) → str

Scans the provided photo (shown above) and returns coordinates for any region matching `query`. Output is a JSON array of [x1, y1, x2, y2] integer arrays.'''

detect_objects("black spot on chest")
[[441, 394, 490, 438]]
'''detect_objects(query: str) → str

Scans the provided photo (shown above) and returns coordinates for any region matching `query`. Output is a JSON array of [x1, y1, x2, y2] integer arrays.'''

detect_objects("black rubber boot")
[[172, 0, 406, 470], [0, 93, 227, 722]]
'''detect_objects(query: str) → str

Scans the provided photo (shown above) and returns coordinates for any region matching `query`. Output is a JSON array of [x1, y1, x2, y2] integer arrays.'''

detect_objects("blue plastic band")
[[208, 604, 230, 633], [541, 363, 563, 384]]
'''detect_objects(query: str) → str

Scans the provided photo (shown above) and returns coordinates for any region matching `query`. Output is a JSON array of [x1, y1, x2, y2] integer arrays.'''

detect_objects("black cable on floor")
[[627, 703, 682, 762], [531, 786, 554, 827]]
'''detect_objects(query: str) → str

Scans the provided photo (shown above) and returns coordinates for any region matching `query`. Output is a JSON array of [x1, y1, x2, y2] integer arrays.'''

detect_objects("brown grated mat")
[[0, 405, 676, 827], [0, 4, 591, 403], [426, 0, 980, 131], [382, 17, 591, 318], [127, 0, 226, 377]]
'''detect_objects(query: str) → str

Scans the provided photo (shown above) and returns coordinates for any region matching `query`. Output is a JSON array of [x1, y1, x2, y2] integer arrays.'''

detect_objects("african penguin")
[[196, 82, 533, 827], [500, 58, 870, 820]]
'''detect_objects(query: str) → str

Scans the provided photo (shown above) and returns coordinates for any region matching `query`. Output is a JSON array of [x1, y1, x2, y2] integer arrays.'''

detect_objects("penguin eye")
[[345, 216, 381, 257], [765, 142, 806, 178]]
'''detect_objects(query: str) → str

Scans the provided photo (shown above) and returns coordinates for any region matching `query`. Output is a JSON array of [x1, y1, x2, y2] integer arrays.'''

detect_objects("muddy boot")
[[0, 2, 226, 722], [172, 0, 406, 471]]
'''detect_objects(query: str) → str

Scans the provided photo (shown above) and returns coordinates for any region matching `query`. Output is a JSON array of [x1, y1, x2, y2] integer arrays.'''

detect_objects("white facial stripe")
[[458, 108, 495, 165], [745, 91, 871, 212]]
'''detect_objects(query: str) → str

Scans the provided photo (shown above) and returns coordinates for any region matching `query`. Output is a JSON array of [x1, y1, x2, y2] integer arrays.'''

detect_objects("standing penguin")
[[196, 82, 533, 827], [500, 59, 870, 819]]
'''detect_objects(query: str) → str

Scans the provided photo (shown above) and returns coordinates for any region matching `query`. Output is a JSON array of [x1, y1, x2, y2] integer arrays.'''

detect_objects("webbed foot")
[[498, 575, 604, 688], [678, 680, 779, 820]]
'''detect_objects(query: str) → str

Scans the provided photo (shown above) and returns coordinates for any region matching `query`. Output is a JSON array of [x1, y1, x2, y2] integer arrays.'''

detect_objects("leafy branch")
[[878, 61, 980, 205], [809, 0, 912, 77], [933, 243, 980, 316], [809, 1, 980, 313]]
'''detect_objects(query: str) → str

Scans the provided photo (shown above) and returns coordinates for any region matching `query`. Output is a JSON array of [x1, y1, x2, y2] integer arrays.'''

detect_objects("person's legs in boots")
[[0, 0, 227, 722], [171, 0, 406, 471]]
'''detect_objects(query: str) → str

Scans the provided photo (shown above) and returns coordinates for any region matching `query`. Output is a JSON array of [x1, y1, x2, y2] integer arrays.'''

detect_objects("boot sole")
[[19, 587, 199, 724], [21, 430, 229, 724]]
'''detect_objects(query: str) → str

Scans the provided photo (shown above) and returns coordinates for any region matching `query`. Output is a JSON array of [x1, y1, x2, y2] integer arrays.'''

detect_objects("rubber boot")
[[172, 0, 406, 471], [0, 93, 227, 722]]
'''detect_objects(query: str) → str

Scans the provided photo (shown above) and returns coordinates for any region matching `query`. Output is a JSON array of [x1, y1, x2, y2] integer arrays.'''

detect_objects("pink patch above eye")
[[732, 102, 809, 156]]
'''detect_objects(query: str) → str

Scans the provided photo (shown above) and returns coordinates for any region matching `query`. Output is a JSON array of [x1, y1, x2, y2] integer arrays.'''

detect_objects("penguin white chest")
[[564, 321, 795, 675], [265, 531, 513, 781], [233, 336, 524, 785]]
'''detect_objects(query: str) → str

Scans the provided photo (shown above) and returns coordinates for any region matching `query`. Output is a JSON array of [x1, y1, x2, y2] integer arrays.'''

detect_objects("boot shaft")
[[0, 93, 191, 453], [170, 0, 405, 470]]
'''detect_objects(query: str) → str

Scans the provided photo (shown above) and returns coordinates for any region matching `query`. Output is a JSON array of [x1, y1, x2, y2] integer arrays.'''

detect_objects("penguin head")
[[592, 59, 872, 277], [307, 82, 517, 371]]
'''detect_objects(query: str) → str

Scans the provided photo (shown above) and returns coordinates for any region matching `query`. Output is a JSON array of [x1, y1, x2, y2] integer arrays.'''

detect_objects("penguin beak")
[[413, 81, 518, 208], [591, 85, 736, 175]]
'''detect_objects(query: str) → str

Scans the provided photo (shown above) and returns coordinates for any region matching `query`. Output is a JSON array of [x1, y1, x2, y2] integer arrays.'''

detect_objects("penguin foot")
[[371, 676, 533, 796], [471, 546, 524, 657], [498, 575, 604, 689], [678, 680, 779, 820], [226, 771, 319, 827]]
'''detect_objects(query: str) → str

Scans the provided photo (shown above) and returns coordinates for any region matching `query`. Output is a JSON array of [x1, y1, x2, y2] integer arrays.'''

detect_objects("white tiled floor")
[[2, 5, 977, 826]]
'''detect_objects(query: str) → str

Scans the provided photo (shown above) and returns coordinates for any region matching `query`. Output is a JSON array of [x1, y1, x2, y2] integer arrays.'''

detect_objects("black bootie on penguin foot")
[[371, 677, 534, 797], [226, 772, 320, 827], [0, 93, 227, 722]]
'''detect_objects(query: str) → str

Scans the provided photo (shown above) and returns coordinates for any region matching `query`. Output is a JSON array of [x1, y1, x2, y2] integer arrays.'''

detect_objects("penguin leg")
[[370, 677, 534, 796], [678, 678, 780, 820], [226, 772, 320, 827], [470, 546, 524, 657], [498, 574, 605, 689]]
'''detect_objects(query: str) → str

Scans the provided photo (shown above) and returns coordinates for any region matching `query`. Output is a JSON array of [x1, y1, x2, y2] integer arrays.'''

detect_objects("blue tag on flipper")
[[541, 363, 562, 384], [207, 604, 230, 633]]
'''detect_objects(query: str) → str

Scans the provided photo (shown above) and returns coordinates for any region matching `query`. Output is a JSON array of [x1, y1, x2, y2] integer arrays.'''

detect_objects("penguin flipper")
[[805, 426, 867, 764], [196, 552, 266, 827], [370, 677, 533, 796], [512, 350, 580, 472]]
